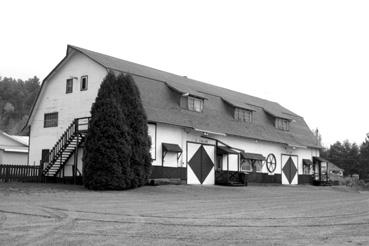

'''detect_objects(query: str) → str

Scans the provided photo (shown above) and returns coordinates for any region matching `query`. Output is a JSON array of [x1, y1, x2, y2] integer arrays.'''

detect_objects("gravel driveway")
[[0, 183, 368, 245]]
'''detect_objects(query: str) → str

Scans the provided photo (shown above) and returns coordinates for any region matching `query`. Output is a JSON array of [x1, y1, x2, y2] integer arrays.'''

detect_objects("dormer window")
[[275, 118, 290, 131], [234, 108, 253, 123], [188, 96, 203, 112], [181, 95, 204, 112]]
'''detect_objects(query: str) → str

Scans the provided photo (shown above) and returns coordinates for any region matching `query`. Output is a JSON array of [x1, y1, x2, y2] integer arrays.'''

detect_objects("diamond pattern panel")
[[201, 147, 214, 183], [283, 156, 297, 184], [188, 145, 214, 184], [189, 146, 202, 183]]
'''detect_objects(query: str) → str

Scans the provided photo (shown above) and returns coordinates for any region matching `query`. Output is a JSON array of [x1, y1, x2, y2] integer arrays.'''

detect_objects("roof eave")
[[0, 131, 28, 147], [221, 98, 256, 112]]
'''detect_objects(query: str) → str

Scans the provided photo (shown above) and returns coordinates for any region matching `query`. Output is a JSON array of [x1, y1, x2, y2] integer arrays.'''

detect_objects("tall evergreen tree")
[[83, 73, 132, 190], [359, 134, 369, 179], [115, 74, 152, 187], [83, 72, 151, 190]]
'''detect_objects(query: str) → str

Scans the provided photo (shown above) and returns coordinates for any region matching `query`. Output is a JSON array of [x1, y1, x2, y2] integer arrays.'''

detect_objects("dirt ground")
[[0, 183, 368, 246]]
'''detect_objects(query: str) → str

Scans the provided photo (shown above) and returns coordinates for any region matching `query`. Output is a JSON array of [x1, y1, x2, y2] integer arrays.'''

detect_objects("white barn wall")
[[148, 123, 320, 177], [147, 123, 217, 170], [148, 122, 319, 178], [28, 52, 107, 165], [215, 134, 319, 175], [33, 106, 319, 181], [152, 123, 185, 168]]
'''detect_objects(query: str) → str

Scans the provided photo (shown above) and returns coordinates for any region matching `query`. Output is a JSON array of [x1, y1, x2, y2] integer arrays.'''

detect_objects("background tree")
[[0, 76, 40, 135], [328, 141, 345, 168], [83, 73, 132, 190], [359, 134, 369, 179], [346, 141, 360, 174], [328, 140, 359, 176], [322, 137, 369, 179]]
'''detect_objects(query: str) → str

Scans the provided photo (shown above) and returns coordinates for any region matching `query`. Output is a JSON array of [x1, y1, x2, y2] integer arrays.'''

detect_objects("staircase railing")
[[43, 117, 90, 175]]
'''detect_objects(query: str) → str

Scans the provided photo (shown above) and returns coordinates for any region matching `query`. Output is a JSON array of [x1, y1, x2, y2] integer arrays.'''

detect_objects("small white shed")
[[0, 130, 29, 165]]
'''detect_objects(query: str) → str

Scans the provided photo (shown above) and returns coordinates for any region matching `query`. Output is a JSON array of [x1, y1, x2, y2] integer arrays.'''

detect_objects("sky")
[[1, 0, 369, 147]]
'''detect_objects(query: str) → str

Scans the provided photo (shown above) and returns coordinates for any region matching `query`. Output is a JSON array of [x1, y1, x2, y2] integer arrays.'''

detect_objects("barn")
[[25, 45, 321, 185]]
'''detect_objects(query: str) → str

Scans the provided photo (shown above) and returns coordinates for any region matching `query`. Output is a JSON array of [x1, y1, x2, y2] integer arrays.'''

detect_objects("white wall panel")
[[187, 142, 201, 184], [1, 152, 28, 165], [28, 52, 107, 166]]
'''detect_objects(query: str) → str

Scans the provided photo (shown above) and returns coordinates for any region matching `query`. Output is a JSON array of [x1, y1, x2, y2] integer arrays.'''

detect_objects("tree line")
[[320, 135, 369, 180], [0, 76, 40, 135]]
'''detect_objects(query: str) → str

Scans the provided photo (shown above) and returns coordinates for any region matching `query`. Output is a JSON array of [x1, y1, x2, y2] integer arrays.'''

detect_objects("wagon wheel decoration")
[[266, 154, 276, 173]]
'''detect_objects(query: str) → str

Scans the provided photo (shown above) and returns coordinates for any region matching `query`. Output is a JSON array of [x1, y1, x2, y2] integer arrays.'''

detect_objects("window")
[[234, 108, 253, 122], [303, 164, 311, 174], [240, 159, 253, 172], [44, 112, 58, 128], [187, 96, 204, 112], [253, 160, 263, 172], [275, 118, 290, 131], [41, 149, 49, 164], [81, 75, 88, 91], [66, 79, 73, 93]]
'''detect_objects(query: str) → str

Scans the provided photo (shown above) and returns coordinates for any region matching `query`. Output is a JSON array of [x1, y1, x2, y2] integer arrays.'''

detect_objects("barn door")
[[281, 155, 298, 185], [187, 142, 215, 185]]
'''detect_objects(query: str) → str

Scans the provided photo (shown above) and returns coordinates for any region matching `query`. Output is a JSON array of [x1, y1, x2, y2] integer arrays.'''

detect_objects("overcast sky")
[[1, 0, 368, 147]]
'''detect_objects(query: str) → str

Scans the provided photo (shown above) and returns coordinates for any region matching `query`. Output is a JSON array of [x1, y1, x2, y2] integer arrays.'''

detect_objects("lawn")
[[0, 183, 368, 246]]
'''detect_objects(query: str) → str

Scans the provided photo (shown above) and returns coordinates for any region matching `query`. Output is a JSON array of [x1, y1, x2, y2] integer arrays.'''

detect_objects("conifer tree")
[[83, 72, 132, 190], [115, 74, 152, 187], [83, 72, 151, 190]]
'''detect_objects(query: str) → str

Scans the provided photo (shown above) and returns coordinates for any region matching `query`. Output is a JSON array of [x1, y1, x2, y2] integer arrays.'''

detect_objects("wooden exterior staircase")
[[42, 117, 90, 177]]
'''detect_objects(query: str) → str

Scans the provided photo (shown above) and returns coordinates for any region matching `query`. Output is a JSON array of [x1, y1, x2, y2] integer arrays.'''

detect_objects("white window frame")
[[80, 75, 88, 91], [188, 96, 204, 112]]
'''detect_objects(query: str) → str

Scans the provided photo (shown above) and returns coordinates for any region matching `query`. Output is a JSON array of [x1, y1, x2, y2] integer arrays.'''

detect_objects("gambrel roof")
[[28, 45, 321, 149]]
